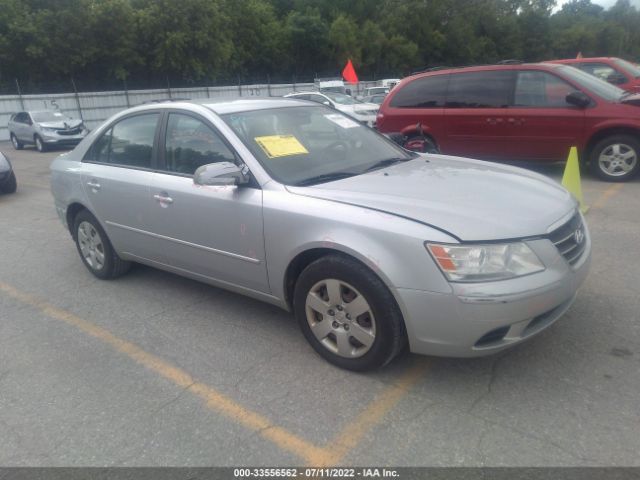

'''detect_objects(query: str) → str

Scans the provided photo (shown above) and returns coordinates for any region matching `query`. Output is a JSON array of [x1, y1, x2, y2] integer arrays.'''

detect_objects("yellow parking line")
[[318, 359, 429, 466], [0, 281, 428, 466], [0, 281, 328, 465], [590, 183, 623, 211]]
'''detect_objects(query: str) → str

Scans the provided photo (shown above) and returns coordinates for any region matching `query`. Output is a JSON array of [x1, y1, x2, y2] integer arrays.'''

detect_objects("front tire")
[[73, 210, 131, 279], [34, 135, 47, 153], [589, 135, 640, 182], [293, 254, 407, 371], [10, 134, 23, 150]]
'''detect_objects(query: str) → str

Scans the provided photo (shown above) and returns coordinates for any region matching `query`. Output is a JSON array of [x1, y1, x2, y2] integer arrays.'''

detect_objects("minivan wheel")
[[2, 171, 17, 194], [10, 134, 23, 150], [589, 135, 640, 182], [293, 254, 406, 371], [73, 210, 131, 279], [34, 135, 47, 153]]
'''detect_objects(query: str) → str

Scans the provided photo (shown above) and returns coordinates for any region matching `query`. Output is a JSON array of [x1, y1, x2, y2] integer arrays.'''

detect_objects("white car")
[[284, 91, 379, 127]]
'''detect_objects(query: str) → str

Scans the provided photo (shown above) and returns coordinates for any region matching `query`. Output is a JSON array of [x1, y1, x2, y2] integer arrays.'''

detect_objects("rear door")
[[80, 112, 164, 259], [443, 70, 514, 160], [503, 69, 585, 161]]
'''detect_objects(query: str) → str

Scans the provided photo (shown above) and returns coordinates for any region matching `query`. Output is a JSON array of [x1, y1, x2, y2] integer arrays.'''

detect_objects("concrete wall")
[[0, 81, 378, 141]]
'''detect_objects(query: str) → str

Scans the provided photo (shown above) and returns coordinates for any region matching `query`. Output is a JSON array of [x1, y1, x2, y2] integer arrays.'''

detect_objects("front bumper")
[[398, 223, 592, 357], [41, 131, 87, 146]]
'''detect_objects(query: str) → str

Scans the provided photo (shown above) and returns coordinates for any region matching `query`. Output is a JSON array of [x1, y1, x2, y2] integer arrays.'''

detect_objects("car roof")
[[403, 62, 565, 83], [549, 57, 617, 64], [121, 97, 316, 116]]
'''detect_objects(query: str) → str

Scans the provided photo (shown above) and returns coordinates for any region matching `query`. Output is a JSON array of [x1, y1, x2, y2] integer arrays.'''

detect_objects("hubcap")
[[77, 221, 105, 271], [11, 136, 17, 147], [598, 143, 637, 177], [305, 279, 376, 358], [36, 138, 42, 151]]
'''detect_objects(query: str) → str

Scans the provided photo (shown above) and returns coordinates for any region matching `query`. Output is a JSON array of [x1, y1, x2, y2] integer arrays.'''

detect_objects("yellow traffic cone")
[[561, 146, 588, 213]]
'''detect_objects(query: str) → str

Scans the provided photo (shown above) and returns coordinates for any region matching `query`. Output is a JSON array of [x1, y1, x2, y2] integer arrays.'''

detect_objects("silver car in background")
[[9, 110, 88, 152], [50, 99, 590, 371]]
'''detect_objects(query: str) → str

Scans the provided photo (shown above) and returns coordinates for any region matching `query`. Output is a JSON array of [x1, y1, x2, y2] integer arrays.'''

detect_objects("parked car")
[[377, 62, 640, 181], [548, 57, 640, 93], [360, 94, 387, 105], [50, 98, 590, 370], [8, 110, 88, 152], [284, 91, 379, 127], [0, 152, 17, 194], [363, 87, 389, 96]]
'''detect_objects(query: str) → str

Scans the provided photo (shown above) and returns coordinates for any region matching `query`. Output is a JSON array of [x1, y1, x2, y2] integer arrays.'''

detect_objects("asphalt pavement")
[[0, 142, 638, 467]]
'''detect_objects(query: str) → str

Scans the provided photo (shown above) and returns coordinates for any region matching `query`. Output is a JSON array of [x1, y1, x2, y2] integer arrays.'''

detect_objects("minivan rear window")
[[445, 71, 513, 108], [389, 74, 448, 108]]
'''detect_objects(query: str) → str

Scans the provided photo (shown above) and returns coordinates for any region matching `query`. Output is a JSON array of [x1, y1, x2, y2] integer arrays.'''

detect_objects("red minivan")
[[377, 63, 640, 181], [548, 57, 640, 93]]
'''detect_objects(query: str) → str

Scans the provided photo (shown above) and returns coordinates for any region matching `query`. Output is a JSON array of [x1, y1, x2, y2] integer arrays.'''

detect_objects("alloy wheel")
[[598, 143, 637, 177], [77, 221, 105, 271]]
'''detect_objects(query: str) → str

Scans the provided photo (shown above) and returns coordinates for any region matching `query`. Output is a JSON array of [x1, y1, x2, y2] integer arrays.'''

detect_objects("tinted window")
[[85, 113, 158, 168], [514, 71, 575, 107], [556, 65, 624, 101], [577, 63, 620, 82], [446, 71, 513, 108], [164, 113, 236, 175], [389, 75, 448, 108]]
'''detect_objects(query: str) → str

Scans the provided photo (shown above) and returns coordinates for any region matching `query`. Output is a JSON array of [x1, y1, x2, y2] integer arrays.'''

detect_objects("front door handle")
[[154, 193, 174, 206], [86, 180, 101, 191]]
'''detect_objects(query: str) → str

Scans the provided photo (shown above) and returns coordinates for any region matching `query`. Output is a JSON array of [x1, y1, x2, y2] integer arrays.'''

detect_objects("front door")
[[503, 70, 585, 161], [148, 111, 269, 294]]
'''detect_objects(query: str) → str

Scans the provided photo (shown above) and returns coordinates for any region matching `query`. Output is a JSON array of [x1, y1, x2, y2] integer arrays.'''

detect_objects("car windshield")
[[322, 92, 361, 105], [557, 65, 626, 101], [31, 111, 71, 123], [613, 58, 640, 78], [222, 105, 413, 186]]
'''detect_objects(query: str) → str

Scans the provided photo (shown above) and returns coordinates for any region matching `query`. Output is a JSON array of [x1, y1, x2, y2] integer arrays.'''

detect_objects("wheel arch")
[[65, 202, 92, 238], [282, 246, 401, 313], [585, 126, 640, 163]]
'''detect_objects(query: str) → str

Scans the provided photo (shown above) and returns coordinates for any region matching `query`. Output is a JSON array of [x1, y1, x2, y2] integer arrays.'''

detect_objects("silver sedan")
[[50, 99, 591, 371]]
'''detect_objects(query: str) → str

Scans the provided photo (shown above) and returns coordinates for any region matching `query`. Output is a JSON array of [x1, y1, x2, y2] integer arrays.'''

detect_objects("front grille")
[[57, 127, 82, 136], [547, 211, 587, 266]]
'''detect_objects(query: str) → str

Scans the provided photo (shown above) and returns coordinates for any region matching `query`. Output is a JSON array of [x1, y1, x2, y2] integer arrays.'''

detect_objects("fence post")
[[237, 76, 242, 97], [166, 76, 172, 99], [123, 78, 131, 108], [206, 85, 211, 98], [267, 74, 271, 97], [71, 78, 84, 122], [15, 78, 25, 111], [293, 75, 296, 92]]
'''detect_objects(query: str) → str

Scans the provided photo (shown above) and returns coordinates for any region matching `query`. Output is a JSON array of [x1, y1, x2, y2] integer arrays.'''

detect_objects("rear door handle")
[[154, 193, 174, 205], [86, 180, 101, 191]]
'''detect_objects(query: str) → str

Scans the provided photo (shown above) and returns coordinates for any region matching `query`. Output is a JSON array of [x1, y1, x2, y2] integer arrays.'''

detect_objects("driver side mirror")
[[193, 162, 250, 187], [566, 91, 591, 108]]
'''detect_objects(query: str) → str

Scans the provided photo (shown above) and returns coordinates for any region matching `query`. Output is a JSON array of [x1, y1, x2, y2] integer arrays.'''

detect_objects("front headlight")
[[426, 242, 544, 282]]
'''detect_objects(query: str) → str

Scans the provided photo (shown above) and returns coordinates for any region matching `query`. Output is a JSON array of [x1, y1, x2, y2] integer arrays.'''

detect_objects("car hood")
[[38, 120, 82, 129], [286, 155, 576, 241]]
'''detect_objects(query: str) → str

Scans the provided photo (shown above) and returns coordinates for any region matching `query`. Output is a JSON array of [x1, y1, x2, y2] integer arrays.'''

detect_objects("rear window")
[[389, 74, 448, 108], [445, 71, 513, 108]]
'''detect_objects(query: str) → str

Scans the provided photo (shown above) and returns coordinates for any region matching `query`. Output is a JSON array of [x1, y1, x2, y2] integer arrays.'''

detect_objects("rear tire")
[[293, 254, 407, 371], [589, 134, 640, 182], [2, 171, 17, 194], [73, 210, 131, 279], [10, 134, 23, 150], [35, 135, 47, 153]]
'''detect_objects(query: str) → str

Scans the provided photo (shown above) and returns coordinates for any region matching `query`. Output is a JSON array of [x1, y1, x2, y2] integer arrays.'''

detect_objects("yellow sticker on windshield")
[[254, 135, 308, 158]]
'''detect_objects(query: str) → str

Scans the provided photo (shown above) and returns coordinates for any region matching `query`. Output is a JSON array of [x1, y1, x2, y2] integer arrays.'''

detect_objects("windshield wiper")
[[294, 171, 358, 186], [362, 157, 410, 173]]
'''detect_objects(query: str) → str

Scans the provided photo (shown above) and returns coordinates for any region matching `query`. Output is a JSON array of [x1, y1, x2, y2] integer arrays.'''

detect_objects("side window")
[[514, 71, 575, 107], [164, 113, 236, 175], [445, 71, 512, 108], [577, 63, 618, 82], [84, 113, 158, 167], [389, 75, 448, 108]]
